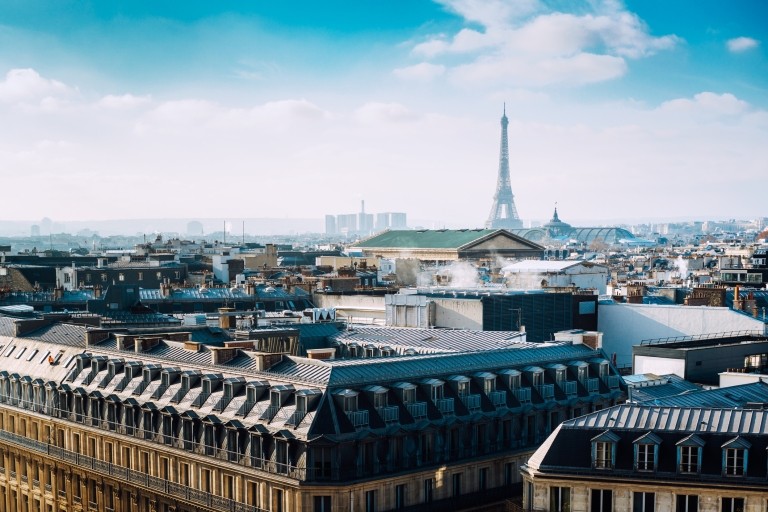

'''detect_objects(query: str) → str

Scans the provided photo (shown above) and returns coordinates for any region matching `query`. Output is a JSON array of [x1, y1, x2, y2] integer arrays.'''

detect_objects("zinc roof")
[[353, 229, 509, 250]]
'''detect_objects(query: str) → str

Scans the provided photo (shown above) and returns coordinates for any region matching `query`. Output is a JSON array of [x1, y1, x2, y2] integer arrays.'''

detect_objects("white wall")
[[633, 356, 686, 378], [599, 303, 766, 367]]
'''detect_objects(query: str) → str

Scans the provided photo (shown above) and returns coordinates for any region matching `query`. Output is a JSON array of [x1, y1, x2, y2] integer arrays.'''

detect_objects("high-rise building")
[[486, 106, 523, 229], [324, 215, 337, 235]]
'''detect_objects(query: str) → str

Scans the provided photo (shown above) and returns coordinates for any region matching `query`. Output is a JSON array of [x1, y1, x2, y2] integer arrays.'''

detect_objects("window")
[[138, 272, 143, 281], [365, 490, 377, 512], [504, 462, 515, 485], [452, 473, 462, 497], [724, 448, 745, 476], [423, 479, 433, 503], [222, 474, 234, 499], [591, 489, 612, 512], [677, 435, 704, 473], [246, 482, 259, 507], [721, 498, 744, 512], [395, 484, 406, 510], [722, 437, 750, 477], [314, 496, 331, 512], [550, 487, 570, 512], [594, 442, 613, 469], [633, 492, 655, 512], [633, 432, 661, 472], [479, 467, 488, 491], [200, 468, 211, 493], [675, 495, 698, 512]]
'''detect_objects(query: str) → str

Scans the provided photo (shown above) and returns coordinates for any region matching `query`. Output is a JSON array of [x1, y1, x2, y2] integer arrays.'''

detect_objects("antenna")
[[242, 220, 245, 244]]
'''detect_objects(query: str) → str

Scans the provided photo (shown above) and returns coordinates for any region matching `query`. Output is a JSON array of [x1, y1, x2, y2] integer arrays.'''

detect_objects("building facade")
[[522, 403, 768, 512], [0, 316, 626, 512]]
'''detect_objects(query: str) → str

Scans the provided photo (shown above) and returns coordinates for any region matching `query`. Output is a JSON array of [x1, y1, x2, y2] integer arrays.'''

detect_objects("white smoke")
[[675, 256, 689, 279], [434, 261, 483, 288]]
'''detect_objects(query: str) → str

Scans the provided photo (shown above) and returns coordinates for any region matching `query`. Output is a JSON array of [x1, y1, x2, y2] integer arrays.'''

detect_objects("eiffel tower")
[[486, 105, 523, 229]]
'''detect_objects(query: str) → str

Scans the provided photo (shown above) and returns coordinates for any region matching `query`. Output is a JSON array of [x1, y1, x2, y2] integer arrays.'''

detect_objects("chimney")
[[219, 307, 235, 329], [54, 286, 64, 300], [734, 285, 742, 311], [93, 285, 102, 298], [211, 347, 238, 365], [306, 348, 336, 360]]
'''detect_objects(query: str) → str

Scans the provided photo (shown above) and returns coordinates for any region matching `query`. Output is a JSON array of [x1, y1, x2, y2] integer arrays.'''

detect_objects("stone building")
[[0, 315, 625, 512], [522, 403, 768, 512]]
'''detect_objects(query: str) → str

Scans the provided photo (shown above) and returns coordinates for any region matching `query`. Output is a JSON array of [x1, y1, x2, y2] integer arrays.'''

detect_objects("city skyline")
[[1, 1, 766, 225]]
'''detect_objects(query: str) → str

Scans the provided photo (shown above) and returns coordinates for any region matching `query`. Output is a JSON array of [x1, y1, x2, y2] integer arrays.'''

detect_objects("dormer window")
[[722, 437, 750, 477], [402, 387, 415, 404], [531, 372, 542, 387], [457, 381, 469, 397], [633, 432, 661, 472], [591, 430, 619, 470], [343, 394, 357, 413], [430, 384, 443, 401], [677, 434, 704, 474]]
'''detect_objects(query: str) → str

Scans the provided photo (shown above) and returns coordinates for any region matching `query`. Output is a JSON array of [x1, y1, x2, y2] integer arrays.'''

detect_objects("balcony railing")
[[0, 429, 269, 511], [287, 410, 307, 427], [514, 387, 531, 403], [461, 394, 481, 412], [347, 410, 369, 428], [536, 384, 555, 400], [435, 397, 454, 415], [235, 399, 258, 417], [586, 378, 600, 394], [489, 390, 507, 407], [563, 381, 577, 396], [608, 376, 621, 389], [376, 405, 399, 423], [406, 401, 427, 419]]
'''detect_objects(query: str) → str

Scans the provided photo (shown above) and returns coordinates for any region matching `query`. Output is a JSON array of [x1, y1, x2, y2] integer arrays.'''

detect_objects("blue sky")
[[0, 0, 766, 228]]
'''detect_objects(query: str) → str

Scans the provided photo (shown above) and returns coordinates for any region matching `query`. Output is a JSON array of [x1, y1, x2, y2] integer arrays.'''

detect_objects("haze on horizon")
[[0, 0, 766, 227]]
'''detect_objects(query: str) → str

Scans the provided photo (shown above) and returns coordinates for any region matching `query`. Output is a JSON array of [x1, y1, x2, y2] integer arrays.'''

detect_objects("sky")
[[0, 0, 766, 229]]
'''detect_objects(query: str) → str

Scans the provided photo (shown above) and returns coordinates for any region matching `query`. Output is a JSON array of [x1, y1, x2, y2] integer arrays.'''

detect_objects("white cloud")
[[355, 102, 419, 123], [97, 94, 152, 109], [727, 36, 759, 53], [451, 52, 627, 87], [393, 62, 446, 81], [404, 1, 680, 88], [0, 68, 75, 104], [659, 92, 749, 116]]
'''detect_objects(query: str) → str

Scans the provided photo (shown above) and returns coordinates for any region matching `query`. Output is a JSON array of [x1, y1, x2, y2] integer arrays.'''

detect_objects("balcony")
[[406, 401, 427, 419], [376, 405, 399, 423], [435, 397, 454, 415], [261, 405, 280, 422], [235, 400, 258, 417], [489, 390, 507, 408], [586, 378, 600, 394], [563, 381, 577, 397], [287, 410, 307, 427], [536, 384, 555, 400], [347, 410, 369, 428], [461, 393, 481, 412], [514, 387, 532, 403], [608, 376, 620, 389]]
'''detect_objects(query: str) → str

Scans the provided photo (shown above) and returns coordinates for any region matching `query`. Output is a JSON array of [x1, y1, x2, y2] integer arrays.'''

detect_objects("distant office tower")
[[336, 214, 358, 235], [30, 224, 40, 237], [358, 200, 374, 234], [389, 212, 407, 229], [374, 212, 408, 231], [325, 215, 337, 235], [486, 106, 523, 229], [375, 213, 389, 231]]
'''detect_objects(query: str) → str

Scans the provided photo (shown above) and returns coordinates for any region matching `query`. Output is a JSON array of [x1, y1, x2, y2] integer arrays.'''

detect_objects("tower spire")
[[486, 105, 522, 230]]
